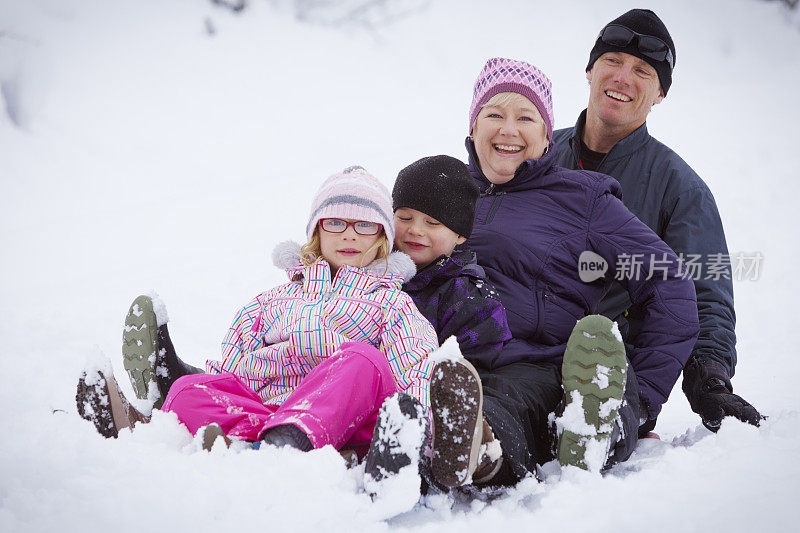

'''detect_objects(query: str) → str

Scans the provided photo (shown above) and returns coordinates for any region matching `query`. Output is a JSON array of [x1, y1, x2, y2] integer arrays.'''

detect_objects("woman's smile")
[[493, 143, 525, 155]]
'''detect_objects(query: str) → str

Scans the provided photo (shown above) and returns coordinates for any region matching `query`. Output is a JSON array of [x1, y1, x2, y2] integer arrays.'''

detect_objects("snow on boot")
[[557, 315, 627, 472], [76, 363, 150, 439], [199, 423, 232, 451], [363, 392, 428, 511], [340, 449, 360, 469], [471, 419, 504, 484], [430, 357, 483, 487], [122, 295, 164, 407], [261, 424, 314, 451], [122, 294, 200, 409]]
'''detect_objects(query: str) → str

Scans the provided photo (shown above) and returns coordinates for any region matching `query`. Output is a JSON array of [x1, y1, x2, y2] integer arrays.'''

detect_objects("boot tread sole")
[[557, 315, 627, 470], [76, 374, 118, 439], [430, 359, 483, 487], [364, 393, 426, 486], [121, 295, 162, 407]]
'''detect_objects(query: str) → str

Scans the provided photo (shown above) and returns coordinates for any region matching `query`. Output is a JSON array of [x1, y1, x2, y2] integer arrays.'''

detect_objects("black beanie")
[[392, 155, 479, 238], [587, 9, 675, 95]]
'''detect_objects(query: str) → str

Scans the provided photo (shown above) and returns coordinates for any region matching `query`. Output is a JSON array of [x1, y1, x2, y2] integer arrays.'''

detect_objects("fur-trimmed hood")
[[271, 240, 417, 284]]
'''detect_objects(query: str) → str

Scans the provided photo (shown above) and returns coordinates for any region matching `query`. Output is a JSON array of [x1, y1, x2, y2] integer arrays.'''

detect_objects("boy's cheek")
[[397, 244, 429, 268], [394, 241, 415, 259]]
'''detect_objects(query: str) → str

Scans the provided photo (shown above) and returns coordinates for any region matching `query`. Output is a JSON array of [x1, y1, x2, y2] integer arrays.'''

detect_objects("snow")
[[610, 321, 622, 343], [1, 0, 799, 531], [558, 390, 603, 437], [599, 397, 622, 420], [147, 291, 170, 327], [477, 437, 503, 469], [428, 336, 464, 364], [81, 346, 114, 387], [592, 364, 611, 389], [580, 435, 609, 473]]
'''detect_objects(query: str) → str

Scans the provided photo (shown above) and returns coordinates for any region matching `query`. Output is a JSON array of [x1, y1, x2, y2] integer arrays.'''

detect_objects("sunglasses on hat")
[[598, 24, 674, 69]]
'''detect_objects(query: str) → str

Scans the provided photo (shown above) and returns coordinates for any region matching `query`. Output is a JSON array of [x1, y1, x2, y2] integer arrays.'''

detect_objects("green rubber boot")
[[557, 314, 627, 472], [122, 295, 162, 408]]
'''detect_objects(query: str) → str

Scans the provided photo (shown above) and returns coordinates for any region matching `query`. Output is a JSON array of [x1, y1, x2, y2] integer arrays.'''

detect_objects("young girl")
[[76, 166, 438, 456]]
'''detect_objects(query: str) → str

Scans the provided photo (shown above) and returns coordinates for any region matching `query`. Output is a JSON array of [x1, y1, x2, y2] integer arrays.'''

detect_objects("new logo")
[[578, 251, 608, 283]]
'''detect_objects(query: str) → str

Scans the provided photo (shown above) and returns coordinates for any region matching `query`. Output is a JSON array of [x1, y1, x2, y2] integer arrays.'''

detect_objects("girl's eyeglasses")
[[319, 218, 382, 236]]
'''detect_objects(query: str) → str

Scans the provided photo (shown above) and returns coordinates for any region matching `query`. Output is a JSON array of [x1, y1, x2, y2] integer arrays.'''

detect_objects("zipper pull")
[[485, 183, 495, 195]]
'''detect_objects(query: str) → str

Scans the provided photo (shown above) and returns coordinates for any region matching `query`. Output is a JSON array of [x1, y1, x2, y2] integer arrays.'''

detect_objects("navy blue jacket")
[[464, 139, 699, 418], [553, 111, 736, 377], [403, 248, 511, 367]]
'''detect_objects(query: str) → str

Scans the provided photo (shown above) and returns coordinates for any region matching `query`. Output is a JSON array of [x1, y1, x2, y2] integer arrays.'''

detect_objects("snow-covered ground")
[[1, 0, 799, 530]]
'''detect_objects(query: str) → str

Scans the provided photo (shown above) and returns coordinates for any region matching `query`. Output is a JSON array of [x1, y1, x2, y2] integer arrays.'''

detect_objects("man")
[[552, 8, 763, 434]]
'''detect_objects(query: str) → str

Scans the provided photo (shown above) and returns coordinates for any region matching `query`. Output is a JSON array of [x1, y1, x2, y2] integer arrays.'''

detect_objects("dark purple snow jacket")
[[403, 248, 511, 367], [464, 139, 700, 418]]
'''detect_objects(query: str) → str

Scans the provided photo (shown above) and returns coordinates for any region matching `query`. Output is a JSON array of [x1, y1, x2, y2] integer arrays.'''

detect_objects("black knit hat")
[[393, 155, 479, 238], [587, 9, 676, 95]]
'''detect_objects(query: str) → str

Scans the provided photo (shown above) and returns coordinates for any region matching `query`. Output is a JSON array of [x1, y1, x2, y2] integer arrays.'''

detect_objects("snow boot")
[[471, 419, 504, 484], [122, 295, 201, 409], [557, 314, 627, 472], [364, 392, 428, 490], [76, 366, 150, 439], [261, 424, 314, 451], [363, 393, 428, 517], [199, 423, 232, 451], [340, 449, 360, 469], [429, 357, 484, 487]]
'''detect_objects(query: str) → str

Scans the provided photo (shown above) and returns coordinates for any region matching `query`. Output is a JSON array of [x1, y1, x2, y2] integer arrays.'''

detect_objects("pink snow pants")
[[162, 342, 398, 453]]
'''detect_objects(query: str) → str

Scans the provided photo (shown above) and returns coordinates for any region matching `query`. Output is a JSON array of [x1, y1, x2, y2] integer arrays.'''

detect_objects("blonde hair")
[[300, 231, 323, 266], [300, 227, 391, 271], [470, 91, 541, 133]]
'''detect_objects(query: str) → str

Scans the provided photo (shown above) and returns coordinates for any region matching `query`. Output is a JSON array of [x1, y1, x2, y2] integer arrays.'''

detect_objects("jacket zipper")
[[533, 286, 549, 338], [254, 295, 384, 335], [486, 191, 506, 224], [263, 295, 382, 309], [334, 296, 384, 310]]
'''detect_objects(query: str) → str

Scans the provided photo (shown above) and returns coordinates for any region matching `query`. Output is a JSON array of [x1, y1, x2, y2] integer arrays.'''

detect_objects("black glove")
[[682, 358, 765, 432]]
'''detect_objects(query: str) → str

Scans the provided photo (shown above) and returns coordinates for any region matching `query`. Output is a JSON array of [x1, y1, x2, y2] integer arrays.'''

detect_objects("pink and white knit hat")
[[306, 166, 394, 243], [468, 57, 554, 141]]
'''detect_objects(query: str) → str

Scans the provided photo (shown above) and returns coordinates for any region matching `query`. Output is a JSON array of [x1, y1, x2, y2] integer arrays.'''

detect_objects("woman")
[[428, 58, 700, 487]]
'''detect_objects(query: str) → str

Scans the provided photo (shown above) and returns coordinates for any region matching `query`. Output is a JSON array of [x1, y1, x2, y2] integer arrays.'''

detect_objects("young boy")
[[362, 155, 512, 496], [392, 154, 510, 366]]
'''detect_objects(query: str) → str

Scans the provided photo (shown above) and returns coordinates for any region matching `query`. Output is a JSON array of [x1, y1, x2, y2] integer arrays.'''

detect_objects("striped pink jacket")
[[206, 244, 438, 408]]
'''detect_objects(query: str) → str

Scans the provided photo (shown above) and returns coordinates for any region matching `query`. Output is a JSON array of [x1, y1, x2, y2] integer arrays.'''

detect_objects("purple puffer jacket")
[[403, 248, 511, 366], [464, 140, 700, 418]]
